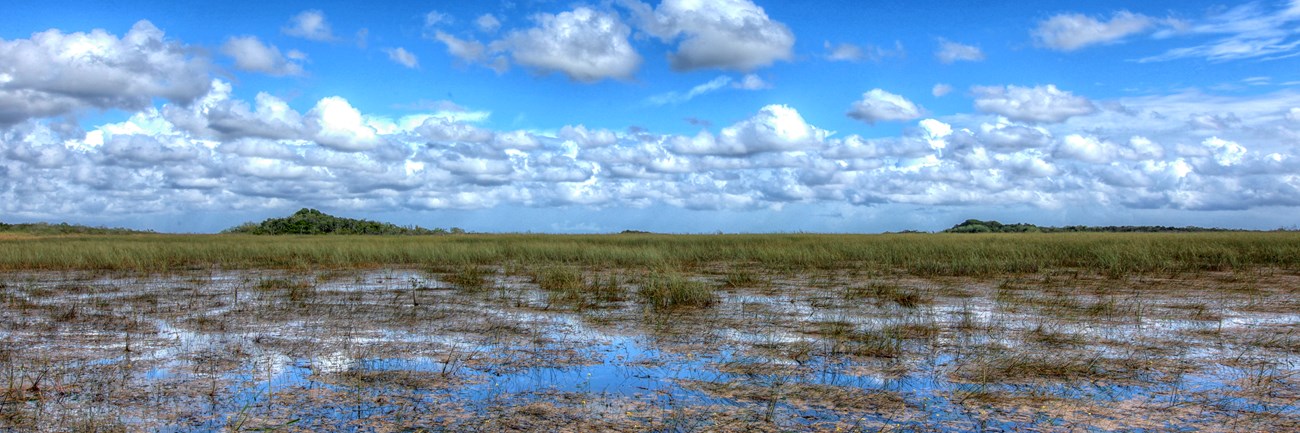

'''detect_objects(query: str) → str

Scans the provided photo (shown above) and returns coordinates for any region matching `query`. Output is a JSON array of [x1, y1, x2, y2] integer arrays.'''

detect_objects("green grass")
[[442, 265, 494, 292], [638, 272, 716, 310], [0, 232, 1297, 276], [843, 281, 932, 308]]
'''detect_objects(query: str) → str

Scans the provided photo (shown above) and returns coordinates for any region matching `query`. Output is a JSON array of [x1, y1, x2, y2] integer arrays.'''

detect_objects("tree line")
[[222, 208, 464, 235], [943, 219, 1234, 233]]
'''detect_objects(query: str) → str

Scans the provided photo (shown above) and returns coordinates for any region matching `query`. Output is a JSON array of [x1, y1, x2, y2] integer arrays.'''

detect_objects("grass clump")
[[533, 266, 626, 308], [443, 265, 494, 292], [638, 272, 715, 310], [721, 269, 763, 288], [254, 278, 314, 303], [587, 273, 626, 303], [816, 320, 904, 358], [844, 281, 932, 308], [535, 266, 585, 306]]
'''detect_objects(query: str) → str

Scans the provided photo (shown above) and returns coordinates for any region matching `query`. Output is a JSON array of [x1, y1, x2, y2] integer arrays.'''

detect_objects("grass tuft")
[[638, 272, 715, 310], [443, 265, 494, 292]]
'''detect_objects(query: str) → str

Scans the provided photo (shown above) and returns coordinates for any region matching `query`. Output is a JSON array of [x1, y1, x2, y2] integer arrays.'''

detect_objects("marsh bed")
[[1, 266, 1296, 432]]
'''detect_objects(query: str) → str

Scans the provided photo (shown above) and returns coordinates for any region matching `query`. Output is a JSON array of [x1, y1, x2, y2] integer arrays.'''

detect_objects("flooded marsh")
[[2, 262, 1296, 432]]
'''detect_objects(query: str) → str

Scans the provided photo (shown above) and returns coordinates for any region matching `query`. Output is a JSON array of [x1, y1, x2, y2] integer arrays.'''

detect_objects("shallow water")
[[2, 269, 1297, 431]]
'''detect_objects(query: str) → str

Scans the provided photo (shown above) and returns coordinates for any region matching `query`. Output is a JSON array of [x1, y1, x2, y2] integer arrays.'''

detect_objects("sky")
[[1, 0, 1299, 233]]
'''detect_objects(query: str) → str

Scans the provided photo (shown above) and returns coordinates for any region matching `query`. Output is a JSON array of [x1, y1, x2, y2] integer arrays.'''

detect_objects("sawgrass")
[[0, 232, 1296, 276]]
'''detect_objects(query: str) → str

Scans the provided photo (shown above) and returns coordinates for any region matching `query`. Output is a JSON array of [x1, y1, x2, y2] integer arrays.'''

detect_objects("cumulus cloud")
[[976, 120, 1051, 150], [1202, 136, 1246, 166], [283, 10, 335, 41], [1054, 134, 1119, 164], [935, 38, 984, 63], [1054, 133, 1166, 164], [972, 84, 1096, 123], [672, 104, 828, 155], [493, 7, 640, 82], [624, 0, 794, 71], [1032, 11, 1154, 51], [384, 47, 419, 69], [0, 20, 211, 125], [306, 97, 381, 151], [847, 89, 924, 124], [204, 91, 307, 141], [5, 77, 1300, 229], [221, 36, 304, 76]]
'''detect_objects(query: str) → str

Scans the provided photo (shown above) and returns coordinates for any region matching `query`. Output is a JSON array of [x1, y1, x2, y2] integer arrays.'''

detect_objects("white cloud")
[[493, 7, 641, 82], [6, 77, 1300, 229], [306, 96, 380, 151], [283, 10, 335, 41], [433, 31, 508, 73], [972, 84, 1096, 123], [383, 47, 419, 69], [624, 0, 794, 71], [1054, 133, 1166, 164], [932, 83, 953, 97], [1188, 113, 1241, 130], [221, 36, 304, 76], [976, 120, 1051, 150], [847, 89, 924, 124], [433, 31, 485, 62], [559, 125, 619, 148], [476, 14, 501, 33], [425, 10, 451, 27], [672, 104, 829, 155], [1032, 11, 1154, 51], [823, 40, 904, 62], [1055, 134, 1117, 164], [1287, 107, 1300, 122], [1140, 1, 1300, 62], [734, 74, 770, 90], [200, 88, 307, 141], [647, 73, 770, 106], [935, 38, 984, 63], [1202, 136, 1246, 166], [825, 41, 864, 62], [647, 76, 732, 105], [0, 20, 211, 125]]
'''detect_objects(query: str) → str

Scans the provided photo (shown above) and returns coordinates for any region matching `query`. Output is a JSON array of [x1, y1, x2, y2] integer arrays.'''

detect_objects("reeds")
[[0, 232, 1295, 276], [638, 272, 716, 310]]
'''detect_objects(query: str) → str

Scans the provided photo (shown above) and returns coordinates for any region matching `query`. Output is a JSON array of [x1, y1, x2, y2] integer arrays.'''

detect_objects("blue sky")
[[2, 1, 1299, 233]]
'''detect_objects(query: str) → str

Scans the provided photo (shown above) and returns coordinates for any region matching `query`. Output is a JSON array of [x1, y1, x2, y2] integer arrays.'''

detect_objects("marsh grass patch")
[[638, 272, 716, 310]]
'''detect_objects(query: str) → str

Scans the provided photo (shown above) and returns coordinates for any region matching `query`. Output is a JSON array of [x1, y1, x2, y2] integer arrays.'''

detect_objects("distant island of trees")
[[943, 219, 1236, 233], [0, 222, 153, 235], [0, 212, 1276, 236], [222, 208, 463, 235]]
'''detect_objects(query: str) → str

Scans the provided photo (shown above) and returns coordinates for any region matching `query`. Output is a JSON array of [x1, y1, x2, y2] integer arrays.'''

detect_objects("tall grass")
[[0, 232, 1297, 275], [638, 273, 715, 310]]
